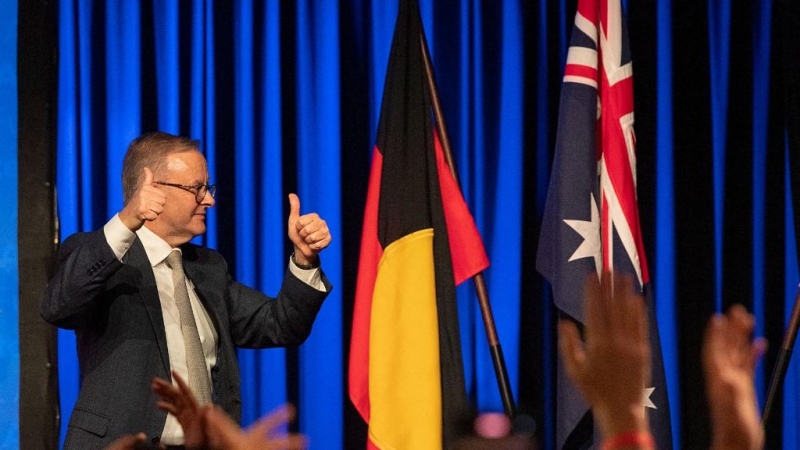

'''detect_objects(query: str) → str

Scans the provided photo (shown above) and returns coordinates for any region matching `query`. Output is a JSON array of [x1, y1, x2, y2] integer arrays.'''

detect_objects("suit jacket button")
[[151, 436, 160, 445]]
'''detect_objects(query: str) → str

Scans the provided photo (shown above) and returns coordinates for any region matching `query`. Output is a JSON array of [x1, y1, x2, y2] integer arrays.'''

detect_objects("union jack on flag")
[[536, 0, 673, 448]]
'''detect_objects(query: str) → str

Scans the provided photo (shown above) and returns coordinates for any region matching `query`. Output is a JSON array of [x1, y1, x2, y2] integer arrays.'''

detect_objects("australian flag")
[[536, 0, 673, 448]]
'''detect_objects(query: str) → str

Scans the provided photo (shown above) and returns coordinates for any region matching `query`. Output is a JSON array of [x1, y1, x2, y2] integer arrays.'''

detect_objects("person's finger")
[[725, 305, 767, 372], [152, 377, 181, 403], [293, 214, 317, 238], [171, 371, 190, 395], [750, 337, 768, 370], [609, 274, 631, 333], [101, 433, 146, 450], [618, 275, 647, 347], [598, 271, 616, 332], [156, 400, 180, 416], [247, 404, 297, 438], [152, 382, 178, 403], [557, 320, 586, 386], [266, 434, 309, 450], [583, 273, 604, 341], [288, 194, 301, 226], [310, 233, 331, 250], [171, 370, 200, 408], [702, 315, 726, 376], [143, 167, 154, 187], [204, 406, 247, 448], [725, 305, 755, 368], [300, 220, 328, 243], [147, 199, 164, 218]]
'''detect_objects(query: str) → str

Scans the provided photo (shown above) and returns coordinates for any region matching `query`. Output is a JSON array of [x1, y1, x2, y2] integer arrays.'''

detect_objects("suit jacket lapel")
[[125, 237, 171, 376]]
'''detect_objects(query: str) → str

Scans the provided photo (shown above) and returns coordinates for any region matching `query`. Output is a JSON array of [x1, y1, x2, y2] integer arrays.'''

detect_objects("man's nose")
[[201, 189, 215, 207]]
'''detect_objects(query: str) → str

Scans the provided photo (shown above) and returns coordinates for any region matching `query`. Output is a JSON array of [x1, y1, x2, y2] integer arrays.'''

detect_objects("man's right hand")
[[118, 167, 166, 232]]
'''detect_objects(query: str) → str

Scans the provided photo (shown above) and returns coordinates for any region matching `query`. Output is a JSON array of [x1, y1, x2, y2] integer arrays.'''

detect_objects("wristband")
[[291, 252, 319, 270], [601, 431, 655, 450]]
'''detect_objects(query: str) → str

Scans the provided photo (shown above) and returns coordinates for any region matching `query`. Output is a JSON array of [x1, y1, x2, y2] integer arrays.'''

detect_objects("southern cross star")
[[563, 192, 601, 278]]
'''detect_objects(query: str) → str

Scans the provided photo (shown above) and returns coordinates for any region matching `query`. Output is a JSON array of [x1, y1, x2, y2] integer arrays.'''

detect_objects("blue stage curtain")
[[0, 2, 18, 448], [52, 1, 799, 449]]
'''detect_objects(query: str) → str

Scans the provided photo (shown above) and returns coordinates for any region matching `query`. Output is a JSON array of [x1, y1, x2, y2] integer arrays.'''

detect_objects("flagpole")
[[763, 0, 800, 431], [419, 33, 517, 420], [762, 285, 800, 427]]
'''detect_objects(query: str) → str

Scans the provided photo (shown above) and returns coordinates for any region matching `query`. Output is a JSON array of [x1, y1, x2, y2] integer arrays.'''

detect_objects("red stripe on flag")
[[348, 148, 385, 423], [599, 54, 649, 281], [565, 63, 598, 81], [433, 130, 490, 285], [578, 0, 598, 25]]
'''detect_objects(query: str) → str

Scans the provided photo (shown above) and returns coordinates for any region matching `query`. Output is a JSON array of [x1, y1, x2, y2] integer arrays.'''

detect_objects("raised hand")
[[287, 193, 331, 266], [704, 305, 766, 450], [119, 167, 167, 231], [558, 272, 651, 439], [153, 371, 307, 450], [152, 371, 207, 449]]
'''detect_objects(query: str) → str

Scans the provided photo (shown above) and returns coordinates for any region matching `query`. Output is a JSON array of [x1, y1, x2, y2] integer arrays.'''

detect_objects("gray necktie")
[[166, 250, 212, 405]]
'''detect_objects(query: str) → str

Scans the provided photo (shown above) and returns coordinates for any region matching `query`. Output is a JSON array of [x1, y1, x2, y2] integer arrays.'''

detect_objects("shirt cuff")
[[103, 214, 137, 262], [288, 257, 327, 292]]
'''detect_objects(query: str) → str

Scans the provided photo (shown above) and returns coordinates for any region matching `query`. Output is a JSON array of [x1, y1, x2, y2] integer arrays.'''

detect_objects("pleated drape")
[[0, 2, 18, 447], [52, 1, 800, 449]]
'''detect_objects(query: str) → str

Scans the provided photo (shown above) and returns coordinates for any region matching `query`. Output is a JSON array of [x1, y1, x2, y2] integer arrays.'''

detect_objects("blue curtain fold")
[[52, 1, 799, 449], [0, 2, 18, 448], [654, 0, 679, 443], [295, 0, 345, 442]]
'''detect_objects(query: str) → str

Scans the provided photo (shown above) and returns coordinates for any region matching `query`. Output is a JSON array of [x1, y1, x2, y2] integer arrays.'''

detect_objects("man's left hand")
[[288, 193, 331, 266]]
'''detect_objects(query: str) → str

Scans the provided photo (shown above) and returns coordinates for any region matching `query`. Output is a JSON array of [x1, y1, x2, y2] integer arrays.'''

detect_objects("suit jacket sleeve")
[[224, 264, 332, 349], [40, 229, 124, 329]]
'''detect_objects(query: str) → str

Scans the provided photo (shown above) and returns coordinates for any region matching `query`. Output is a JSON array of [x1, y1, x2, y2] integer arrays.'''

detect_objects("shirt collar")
[[137, 225, 180, 267]]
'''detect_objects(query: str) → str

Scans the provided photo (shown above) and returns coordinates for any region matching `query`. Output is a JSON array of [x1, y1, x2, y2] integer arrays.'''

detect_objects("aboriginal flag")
[[347, 1, 490, 448]]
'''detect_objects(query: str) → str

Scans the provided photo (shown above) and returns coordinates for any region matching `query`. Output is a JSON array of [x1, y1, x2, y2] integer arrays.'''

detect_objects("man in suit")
[[41, 131, 332, 449]]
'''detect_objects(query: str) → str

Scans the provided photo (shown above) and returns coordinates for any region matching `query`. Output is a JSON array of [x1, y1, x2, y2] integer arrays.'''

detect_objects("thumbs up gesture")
[[288, 193, 331, 267], [119, 167, 167, 232]]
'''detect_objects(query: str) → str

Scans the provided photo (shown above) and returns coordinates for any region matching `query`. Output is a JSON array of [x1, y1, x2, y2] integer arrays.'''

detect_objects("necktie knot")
[[166, 250, 183, 272]]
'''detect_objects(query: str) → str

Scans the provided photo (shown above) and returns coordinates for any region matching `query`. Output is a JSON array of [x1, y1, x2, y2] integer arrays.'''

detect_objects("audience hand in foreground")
[[153, 371, 307, 450], [557, 272, 650, 439], [205, 404, 307, 450], [101, 433, 148, 450], [703, 305, 766, 450], [152, 372, 206, 448]]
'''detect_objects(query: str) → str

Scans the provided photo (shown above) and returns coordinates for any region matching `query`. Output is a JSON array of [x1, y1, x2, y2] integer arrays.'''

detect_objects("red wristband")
[[601, 431, 655, 450]]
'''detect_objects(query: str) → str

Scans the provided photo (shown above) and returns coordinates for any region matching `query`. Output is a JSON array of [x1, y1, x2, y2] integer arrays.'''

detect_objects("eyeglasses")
[[154, 181, 217, 203]]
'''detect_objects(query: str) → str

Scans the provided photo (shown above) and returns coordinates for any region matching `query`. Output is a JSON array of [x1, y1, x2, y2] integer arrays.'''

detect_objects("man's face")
[[147, 150, 215, 246]]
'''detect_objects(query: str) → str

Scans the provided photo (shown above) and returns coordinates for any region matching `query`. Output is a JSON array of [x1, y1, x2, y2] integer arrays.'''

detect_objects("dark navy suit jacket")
[[40, 229, 331, 450]]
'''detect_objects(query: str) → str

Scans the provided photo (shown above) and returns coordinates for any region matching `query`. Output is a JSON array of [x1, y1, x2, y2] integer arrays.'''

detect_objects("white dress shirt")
[[103, 214, 325, 444]]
